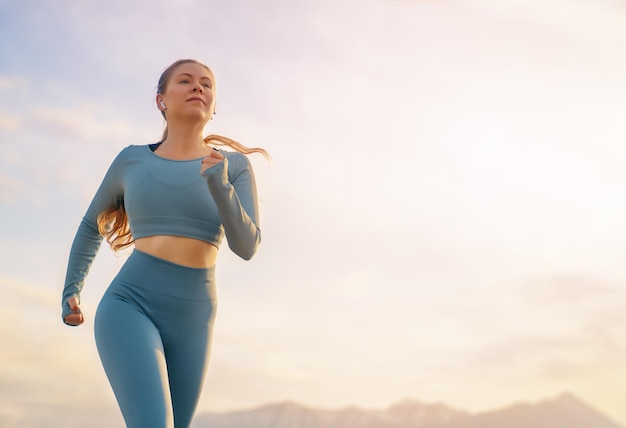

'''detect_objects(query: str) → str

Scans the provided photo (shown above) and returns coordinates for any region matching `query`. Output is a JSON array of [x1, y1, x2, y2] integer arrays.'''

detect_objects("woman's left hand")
[[201, 149, 225, 174]]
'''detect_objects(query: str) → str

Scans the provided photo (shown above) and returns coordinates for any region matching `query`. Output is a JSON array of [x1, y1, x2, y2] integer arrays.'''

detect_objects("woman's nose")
[[192, 83, 204, 93]]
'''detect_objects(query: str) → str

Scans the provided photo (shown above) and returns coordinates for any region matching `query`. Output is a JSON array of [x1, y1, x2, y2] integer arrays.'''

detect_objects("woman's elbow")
[[233, 244, 258, 260], [230, 232, 261, 261]]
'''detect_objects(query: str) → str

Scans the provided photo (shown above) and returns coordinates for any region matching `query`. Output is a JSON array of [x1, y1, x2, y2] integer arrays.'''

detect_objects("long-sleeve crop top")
[[61, 144, 261, 322]]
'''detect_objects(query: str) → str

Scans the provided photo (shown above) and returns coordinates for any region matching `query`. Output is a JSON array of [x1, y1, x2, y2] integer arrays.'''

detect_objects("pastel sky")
[[1, 0, 626, 426]]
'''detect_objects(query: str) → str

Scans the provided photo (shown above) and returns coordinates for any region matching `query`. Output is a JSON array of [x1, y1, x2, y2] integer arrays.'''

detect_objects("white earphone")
[[160, 101, 166, 109]]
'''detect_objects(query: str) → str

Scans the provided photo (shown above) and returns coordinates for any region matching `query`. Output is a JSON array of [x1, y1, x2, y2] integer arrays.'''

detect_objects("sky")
[[1, 0, 626, 426]]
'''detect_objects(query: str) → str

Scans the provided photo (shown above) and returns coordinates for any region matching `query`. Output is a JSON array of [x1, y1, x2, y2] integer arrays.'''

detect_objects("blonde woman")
[[61, 59, 268, 428]]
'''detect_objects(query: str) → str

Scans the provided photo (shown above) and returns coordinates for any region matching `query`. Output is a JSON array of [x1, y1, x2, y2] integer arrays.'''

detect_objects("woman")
[[61, 59, 268, 428]]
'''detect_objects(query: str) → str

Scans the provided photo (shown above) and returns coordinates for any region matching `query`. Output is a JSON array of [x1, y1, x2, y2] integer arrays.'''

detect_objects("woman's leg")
[[160, 299, 216, 428], [94, 292, 174, 428]]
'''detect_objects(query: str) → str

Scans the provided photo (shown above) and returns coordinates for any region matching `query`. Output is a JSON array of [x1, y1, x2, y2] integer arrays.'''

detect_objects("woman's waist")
[[134, 235, 218, 268], [114, 248, 217, 302]]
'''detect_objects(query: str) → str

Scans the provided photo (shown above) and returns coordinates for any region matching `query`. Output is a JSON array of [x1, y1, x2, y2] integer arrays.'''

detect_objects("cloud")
[[0, 174, 41, 206], [0, 175, 24, 204], [472, 0, 626, 46], [0, 76, 27, 91], [0, 276, 119, 425], [431, 273, 626, 395], [30, 104, 155, 144], [0, 110, 22, 131], [0, 77, 29, 133], [0, 72, 156, 148], [520, 274, 624, 306]]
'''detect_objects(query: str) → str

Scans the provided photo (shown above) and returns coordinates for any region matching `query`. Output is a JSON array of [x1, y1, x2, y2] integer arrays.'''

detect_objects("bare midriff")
[[134, 235, 218, 268]]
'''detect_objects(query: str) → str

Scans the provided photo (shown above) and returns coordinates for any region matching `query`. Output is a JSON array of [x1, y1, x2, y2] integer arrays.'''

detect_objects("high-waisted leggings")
[[94, 249, 217, 428]]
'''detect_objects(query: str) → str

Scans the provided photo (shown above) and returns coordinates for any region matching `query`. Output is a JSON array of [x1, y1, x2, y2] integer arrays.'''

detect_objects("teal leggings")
[[94, 249, 217, 428]]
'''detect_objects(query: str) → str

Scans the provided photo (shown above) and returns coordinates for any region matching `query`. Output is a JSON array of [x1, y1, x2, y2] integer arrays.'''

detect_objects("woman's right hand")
[[64, 296, 84, 326]]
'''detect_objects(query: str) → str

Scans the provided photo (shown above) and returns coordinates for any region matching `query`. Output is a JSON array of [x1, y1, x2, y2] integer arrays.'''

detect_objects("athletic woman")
[[61, 59, 268, 428]]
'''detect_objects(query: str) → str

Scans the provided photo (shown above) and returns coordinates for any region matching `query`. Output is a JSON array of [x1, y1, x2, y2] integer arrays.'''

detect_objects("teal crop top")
[[61, 144, 261, 321]]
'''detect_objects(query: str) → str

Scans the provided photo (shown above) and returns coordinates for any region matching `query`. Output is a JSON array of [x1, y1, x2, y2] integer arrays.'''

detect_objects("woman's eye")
[[202, 83, 211, 88], [180, 79, 189, 83]]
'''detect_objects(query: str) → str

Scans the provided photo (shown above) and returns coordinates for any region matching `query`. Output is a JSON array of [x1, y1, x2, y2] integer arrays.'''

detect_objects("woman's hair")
[[98, 203, 134, 252], [98, 59, 269, 252]]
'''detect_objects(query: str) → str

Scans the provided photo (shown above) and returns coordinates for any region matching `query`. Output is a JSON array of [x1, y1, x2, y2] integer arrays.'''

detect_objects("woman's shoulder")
[[114, 144, 153, 159], [221, 150, 253, 173], [124, 143, 152, 153], [221, 149, 250, 163], [103, 144, 154, 170]]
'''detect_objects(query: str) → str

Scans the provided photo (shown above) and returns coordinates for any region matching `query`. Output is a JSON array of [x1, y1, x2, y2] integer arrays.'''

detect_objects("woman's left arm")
[[202, 151, 261, 260]]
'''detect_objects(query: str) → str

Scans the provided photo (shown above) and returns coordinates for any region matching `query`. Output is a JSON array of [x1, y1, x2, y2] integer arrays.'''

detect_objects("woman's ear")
[[156, 95, 166, 111]]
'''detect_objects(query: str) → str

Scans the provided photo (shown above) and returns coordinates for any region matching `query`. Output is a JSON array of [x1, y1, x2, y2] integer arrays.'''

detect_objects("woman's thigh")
[[95, 294, 174, 428]]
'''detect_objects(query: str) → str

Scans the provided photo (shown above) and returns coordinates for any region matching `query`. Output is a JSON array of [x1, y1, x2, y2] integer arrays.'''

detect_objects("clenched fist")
[[64, 296, 84, 326], [200, 148, 224, 175]]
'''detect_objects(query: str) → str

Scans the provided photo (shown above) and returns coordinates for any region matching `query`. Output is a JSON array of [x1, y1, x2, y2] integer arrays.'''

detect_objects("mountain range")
[[192, 393, 623, 428]]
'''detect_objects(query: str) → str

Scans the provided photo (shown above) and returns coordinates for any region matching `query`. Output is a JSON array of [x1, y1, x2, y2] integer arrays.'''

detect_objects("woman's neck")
[[161, 123, 207, 155]]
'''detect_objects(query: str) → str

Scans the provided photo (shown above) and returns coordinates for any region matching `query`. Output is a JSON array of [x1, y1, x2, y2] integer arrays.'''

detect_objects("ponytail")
[[204, 134, 270, 160]]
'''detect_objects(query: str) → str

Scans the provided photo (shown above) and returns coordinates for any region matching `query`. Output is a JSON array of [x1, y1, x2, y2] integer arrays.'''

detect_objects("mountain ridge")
[[192, 393, 624, 428]]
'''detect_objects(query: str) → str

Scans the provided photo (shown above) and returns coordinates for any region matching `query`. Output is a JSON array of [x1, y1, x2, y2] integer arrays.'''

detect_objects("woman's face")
[[157, 62, 216, 123]]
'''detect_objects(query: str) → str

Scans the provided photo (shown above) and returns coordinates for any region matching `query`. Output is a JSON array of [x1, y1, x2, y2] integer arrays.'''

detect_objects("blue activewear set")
[[61, 143, 261, 427]]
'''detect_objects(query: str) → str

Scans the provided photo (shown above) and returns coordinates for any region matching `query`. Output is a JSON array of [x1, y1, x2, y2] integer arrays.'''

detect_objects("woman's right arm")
[[61, 147, 128, 326]]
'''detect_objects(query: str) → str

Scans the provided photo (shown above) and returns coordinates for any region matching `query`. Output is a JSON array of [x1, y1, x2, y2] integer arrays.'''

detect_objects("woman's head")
[[156, 59, 216, 139], [152, 59, 270, 160]]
